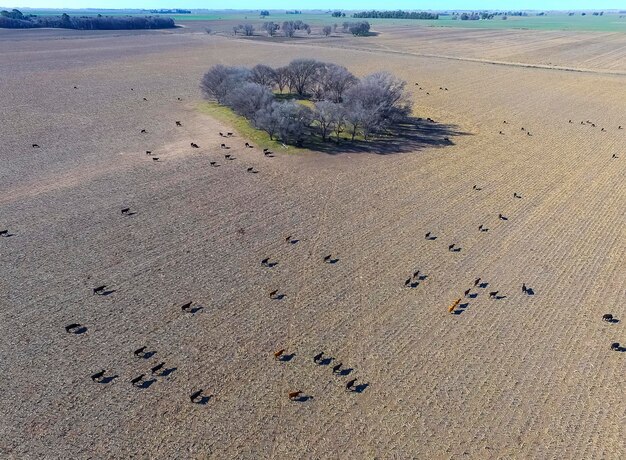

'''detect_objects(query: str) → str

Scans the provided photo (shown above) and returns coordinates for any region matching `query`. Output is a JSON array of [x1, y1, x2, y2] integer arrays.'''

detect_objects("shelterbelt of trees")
[[0, 9, 176, 29]]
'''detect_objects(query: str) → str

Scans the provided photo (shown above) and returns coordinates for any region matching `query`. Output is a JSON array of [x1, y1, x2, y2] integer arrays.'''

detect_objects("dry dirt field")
[[334, 25, 626, 73], [0, 24, 625, 459]]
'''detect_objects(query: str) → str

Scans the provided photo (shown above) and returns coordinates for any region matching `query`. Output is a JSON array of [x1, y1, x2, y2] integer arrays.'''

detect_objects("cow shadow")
[[98, 290, 116, 296], [278, 353, 296, 362], [352, 383, 369, 393], [318, 357, 333, 366], [272, 294, 286, 300], [136, 379, 156, 389], [194, 395, 213, 405], [70, 326, 88, 335], [338, 368, 353, 376], [293, 394, 313, 402], [98, 375, 118, 384], [417, 274, 428, 281], [189, 306, 204, 314], [157, 367, 177, 377], [479, 283, 489, 289], [468, 293, 478, 299], [525, 288, 535, 296]]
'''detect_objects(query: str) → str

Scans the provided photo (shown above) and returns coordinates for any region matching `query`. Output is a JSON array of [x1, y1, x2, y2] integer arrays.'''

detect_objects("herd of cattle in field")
[[3, 85, 624, 408]]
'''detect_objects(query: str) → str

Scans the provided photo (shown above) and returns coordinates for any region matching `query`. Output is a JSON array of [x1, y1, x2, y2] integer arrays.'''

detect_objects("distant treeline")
[[147, 9, 190, 14], [352, 10, 439, 20], [0, 9, 176, 29]]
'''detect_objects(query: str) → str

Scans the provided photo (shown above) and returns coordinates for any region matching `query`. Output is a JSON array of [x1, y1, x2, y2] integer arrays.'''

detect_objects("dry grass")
[[0, 27, 624, 459]]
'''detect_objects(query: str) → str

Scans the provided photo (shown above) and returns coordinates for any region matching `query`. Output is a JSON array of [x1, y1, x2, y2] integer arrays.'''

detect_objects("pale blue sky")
[[5, 1, 625, 10]]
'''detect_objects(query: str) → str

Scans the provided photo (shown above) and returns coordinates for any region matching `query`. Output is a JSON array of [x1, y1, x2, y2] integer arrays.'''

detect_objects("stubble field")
[[0, 23, 625, 459]]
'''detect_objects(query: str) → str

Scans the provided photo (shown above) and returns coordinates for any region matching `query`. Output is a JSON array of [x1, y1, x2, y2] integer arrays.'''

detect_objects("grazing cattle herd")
[[3, 84, 621, 419]]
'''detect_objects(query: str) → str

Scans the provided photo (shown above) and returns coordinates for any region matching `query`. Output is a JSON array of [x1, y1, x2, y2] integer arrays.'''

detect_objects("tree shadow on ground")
[[303, 117, 471, 155]]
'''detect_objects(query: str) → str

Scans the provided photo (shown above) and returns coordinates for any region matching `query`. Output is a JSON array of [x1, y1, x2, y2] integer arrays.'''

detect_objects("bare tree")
[[315, 63, 358, 102], [322, 25, 332, 36], [200, 65, 251, 103], [242, 23, 255, 36], [273, 66, 291, 94], [361, 71, 412, 123], [312, 101, 337, 141], [275, 101, 312, 145], [249, 64, 276, 88], [330, 103, 346, 141], [282, 21, 296, 37], [286, 59, 323, 96], [255, 101, 282, 140], [224, 82, 273, 121], [343, 71, 412, 138], [343, 103, 367, 140], [263, 21, 278, 36]]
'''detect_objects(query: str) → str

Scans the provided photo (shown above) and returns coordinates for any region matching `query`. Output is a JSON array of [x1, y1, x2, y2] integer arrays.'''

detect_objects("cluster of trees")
[[233, 23, 255, 36], [331, 11, 346, 17], [352, 10, 439, 20], [0, 9, 175, 29], [451, 11, 529, 20], [200, 60, 412, 146], [286, 10, 302, 14], [457, 12, 480, 20], [260, 10, 270, 17], [259, 20, 311, 37], [341, 21, 371, 36], [282, 20, 311, 37], [230, 19, 367, 38]]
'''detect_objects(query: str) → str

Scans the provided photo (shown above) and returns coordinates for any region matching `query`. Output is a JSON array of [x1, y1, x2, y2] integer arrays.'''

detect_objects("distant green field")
[[431, 14, 626, 32], [163, 12, 626, 33], [14, 10, 626, 33]]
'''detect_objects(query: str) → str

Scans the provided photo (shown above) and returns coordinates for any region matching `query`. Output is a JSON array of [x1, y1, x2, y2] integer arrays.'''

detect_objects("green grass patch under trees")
[[198, 101, 300, 153]]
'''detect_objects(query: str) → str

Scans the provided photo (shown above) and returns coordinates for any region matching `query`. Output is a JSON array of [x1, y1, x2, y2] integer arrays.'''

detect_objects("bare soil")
[[0, 26, 624, 459]]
